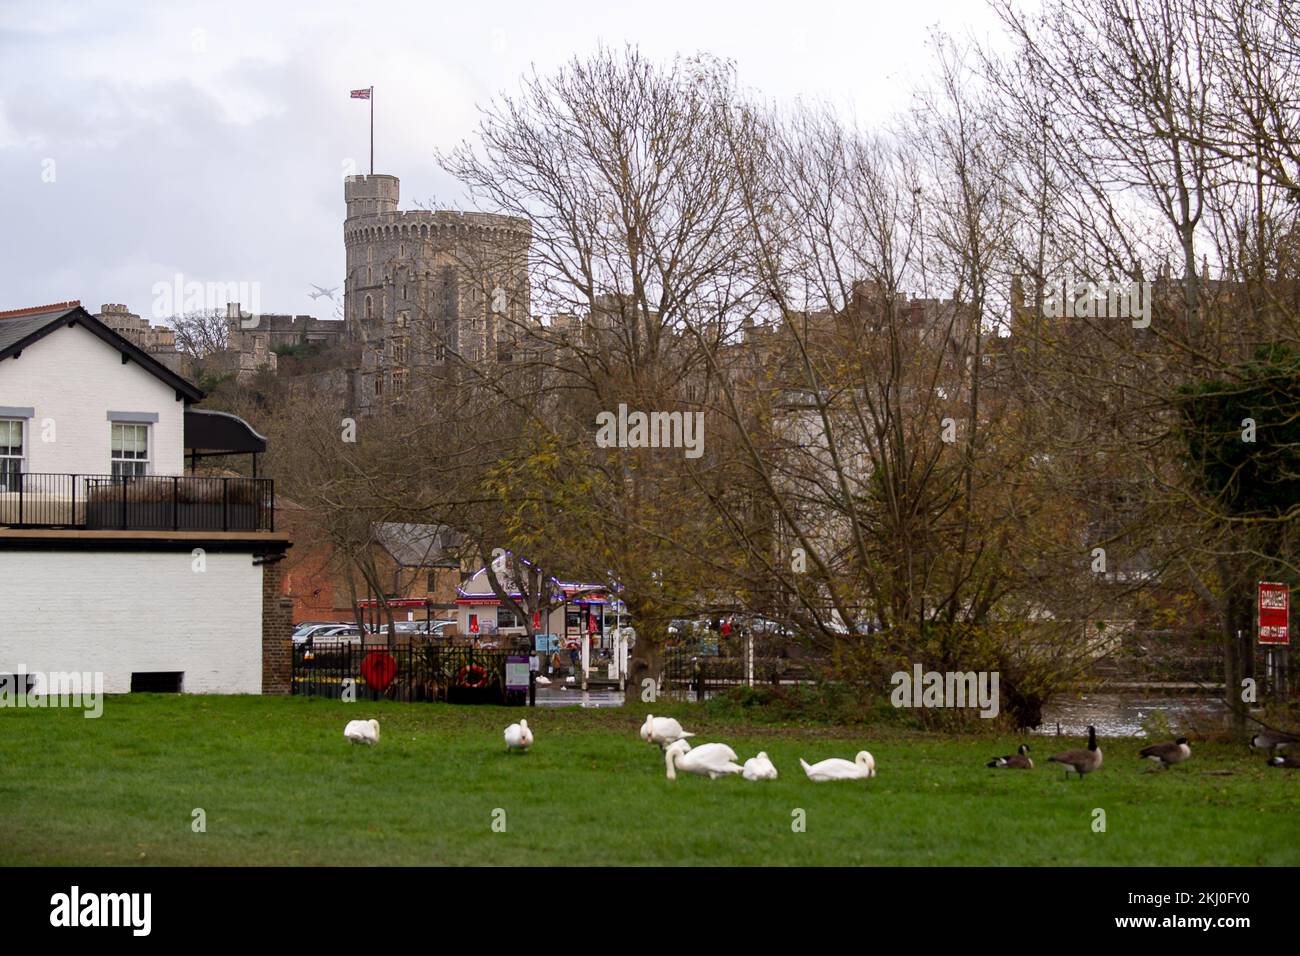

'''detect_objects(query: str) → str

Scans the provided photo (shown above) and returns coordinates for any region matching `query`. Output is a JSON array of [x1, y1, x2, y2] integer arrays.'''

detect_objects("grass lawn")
[[1, 694, 1296, 866]]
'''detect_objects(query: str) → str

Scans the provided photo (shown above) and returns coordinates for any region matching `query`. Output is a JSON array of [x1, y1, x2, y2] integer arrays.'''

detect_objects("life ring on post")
[[456, 664, 490, 689]]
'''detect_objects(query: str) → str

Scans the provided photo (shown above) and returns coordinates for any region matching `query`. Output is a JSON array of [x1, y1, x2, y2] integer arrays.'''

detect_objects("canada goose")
[[343, 718, 380, 745], [987, 744, 1033, 769], [742, 752, 778, 781], [504, 718, 533, 752], [1250, 730, 1298, 752], [1139, 737, 1191, 769], [1267, 753, 1300, 769], [1047, 725, 1102, 778], [664, 739, 743, 780], [799, 751, 876, 781], [640, 715, 695, 749]]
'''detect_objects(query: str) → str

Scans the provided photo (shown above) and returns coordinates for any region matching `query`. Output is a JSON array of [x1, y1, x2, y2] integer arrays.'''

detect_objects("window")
[[373, 373, 384, 397], [392, 337, 408, 363], [434, 344, 446, 363], [365, 295, 373, 320], [0, 419, 22, 491], [396, 311, 409, 329], [392, 368, 408, 396], [110, 423, 149, 477], [498, 608, 519, 629]]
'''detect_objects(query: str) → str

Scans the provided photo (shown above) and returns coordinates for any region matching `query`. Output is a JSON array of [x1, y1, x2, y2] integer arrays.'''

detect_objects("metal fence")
[[0, 473, 274, 531], [660, 648, 823, 698], [292, 640, 529, 705]]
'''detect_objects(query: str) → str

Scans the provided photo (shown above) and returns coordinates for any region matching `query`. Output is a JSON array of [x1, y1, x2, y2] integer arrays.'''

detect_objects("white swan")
[[535, 675, 552, 686], [343, 719, 380, 745], [665, 739, 743, 780], [504, 718, 533, 752], [799, 751, 875, 781], [742, 751, 778, 781], [640, 714, 696, 749]]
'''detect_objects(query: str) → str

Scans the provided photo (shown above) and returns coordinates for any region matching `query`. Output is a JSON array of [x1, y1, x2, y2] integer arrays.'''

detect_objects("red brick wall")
[[261, 557, 293, 694]]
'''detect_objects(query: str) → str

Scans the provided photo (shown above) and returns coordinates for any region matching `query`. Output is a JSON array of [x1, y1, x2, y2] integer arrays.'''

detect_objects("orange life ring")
[[456, 664, 489, 689]]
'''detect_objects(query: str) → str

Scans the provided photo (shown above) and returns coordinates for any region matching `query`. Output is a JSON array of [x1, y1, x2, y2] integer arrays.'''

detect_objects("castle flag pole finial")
[[349, 86, 374, 174]]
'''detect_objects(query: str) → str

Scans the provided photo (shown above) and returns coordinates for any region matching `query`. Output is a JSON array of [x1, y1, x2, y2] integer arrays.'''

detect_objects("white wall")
[[0, 550, 262, 693], [0, 321, 185, 475]]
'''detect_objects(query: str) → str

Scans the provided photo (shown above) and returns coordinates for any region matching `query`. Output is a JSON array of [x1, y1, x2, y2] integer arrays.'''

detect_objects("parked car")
[[301, 624, 365, 647], [292, 622, 352, 645]]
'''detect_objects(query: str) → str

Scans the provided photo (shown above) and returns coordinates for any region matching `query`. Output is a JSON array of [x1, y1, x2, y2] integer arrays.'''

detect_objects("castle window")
[[365, 295, 373, 320], [401, 285, 407, 301], [400, 243, 405, 257], [397, 311, 409, 329], [367, 266, 373, 284], [434, 344, 446, 363], [374, 374, 384, 397], [392, 368, 408, 395], [392, 338, 408, 364]]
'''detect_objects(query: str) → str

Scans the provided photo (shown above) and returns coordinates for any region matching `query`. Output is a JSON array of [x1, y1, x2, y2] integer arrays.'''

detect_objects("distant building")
[[221, 303, 347, 385], [342, 173, 531, 410], [93, 303, 186, 377]]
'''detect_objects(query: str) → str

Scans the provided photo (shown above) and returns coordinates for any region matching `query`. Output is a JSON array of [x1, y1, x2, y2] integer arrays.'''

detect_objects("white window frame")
[[0, 419, 24, 490], [110, 422, 150, 478]]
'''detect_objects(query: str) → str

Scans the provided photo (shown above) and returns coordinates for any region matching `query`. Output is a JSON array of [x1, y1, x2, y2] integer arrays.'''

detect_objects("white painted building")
[[0, 302, 292, 695]]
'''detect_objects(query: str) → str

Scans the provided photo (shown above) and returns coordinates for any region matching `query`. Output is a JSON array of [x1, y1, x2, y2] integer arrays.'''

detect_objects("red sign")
[[1259, 582, 1290, 645], [533, 611, 541, 629], [468, 614, 479, 634], [360, 651, 397, 692]]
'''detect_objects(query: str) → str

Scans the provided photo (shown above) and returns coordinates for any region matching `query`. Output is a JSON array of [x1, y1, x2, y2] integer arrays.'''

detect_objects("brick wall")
[[261, 556, 293, 693]]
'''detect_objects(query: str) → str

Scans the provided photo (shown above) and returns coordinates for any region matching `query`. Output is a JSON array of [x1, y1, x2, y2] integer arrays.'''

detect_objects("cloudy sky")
[[0, 0, 1002, 322]]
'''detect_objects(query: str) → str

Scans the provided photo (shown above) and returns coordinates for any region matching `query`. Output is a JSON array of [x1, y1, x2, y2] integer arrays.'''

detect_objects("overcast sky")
[[0, 0, 1004, 322]]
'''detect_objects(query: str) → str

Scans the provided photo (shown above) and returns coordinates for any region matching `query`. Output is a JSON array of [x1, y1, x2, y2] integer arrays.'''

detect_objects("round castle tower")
[[343, 174, 531, 403]]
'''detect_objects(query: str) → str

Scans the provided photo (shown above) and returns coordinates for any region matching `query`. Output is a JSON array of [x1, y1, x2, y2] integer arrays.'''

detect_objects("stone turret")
[[342, 173, 532, 411]]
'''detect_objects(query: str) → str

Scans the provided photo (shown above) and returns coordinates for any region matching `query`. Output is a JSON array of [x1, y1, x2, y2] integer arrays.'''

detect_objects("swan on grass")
[[664, 739, 743, 780], [504, 719, 534, 752], [640, 714, 695, 749], [799, 751, 875, 781], [343, 719, 380, 745], [742, 752, 778, 781]]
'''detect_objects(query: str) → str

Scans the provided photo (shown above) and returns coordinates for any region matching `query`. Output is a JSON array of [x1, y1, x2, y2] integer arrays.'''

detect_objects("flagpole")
[[369, 86, 374, 175]]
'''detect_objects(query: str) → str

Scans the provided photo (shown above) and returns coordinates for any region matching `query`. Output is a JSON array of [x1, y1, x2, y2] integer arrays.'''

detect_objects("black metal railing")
[[661, 648, 822, 698], [292, 640, 528, 705], [0, 473, 275, 532]]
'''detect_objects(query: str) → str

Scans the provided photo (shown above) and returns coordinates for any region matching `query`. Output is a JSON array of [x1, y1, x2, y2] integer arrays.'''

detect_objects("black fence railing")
[[661, 649, 823, 698], [292, 641, 529, 705], [0, 473, 274, 532]]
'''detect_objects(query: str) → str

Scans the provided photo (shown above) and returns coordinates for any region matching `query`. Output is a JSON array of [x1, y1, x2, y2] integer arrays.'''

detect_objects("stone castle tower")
[[343, 174, 531, 407]]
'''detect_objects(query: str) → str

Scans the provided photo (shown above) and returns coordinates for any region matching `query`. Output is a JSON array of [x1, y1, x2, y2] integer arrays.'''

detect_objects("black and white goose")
[[1250, 730, 1298, 752], [1267, 753, 1300, 769], [1047, 725, 1103, 779], [1139, 737, 1191, 770], [987, 744, 1033, 769]]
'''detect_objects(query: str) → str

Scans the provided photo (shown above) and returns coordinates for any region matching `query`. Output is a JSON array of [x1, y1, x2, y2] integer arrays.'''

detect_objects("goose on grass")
[[1047, 725, 1102, 779], [1139, 737, 1191, 770], [987, 744, 1033, 769]]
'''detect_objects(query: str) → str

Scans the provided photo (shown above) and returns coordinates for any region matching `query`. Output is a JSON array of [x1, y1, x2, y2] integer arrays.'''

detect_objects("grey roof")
[[0, 305, 78, 353], [374, 522, 462, 568]]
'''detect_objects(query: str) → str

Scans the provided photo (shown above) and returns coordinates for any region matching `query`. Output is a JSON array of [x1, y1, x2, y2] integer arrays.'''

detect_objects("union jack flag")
[[350, 88, 371, 99]]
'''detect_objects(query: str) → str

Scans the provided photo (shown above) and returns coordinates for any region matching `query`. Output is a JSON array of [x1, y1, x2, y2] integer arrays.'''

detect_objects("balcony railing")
[[0, 473, 275, 532]]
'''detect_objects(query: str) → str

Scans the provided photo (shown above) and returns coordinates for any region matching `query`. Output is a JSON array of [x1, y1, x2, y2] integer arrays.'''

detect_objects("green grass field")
[[1, 695, 1296, 866]]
